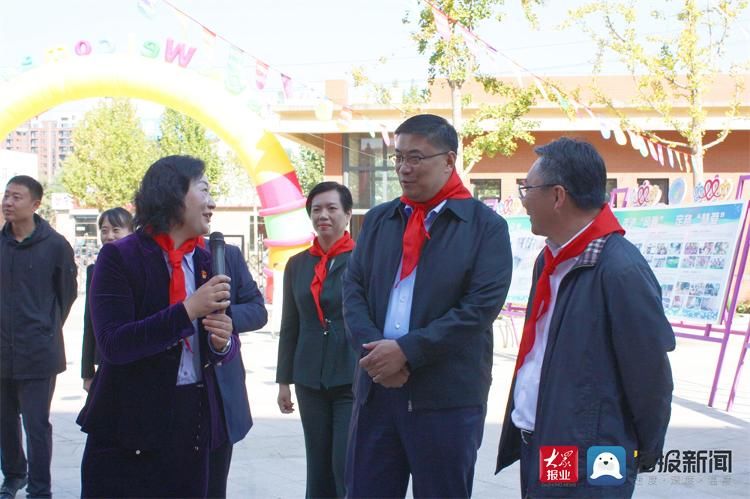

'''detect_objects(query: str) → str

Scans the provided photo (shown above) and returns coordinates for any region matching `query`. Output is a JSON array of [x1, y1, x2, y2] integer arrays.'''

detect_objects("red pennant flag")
[[256, 60, 269, 90], [431, 5, 451, 40], [202, 27, 217, 48], [281, 73, 293, 99]]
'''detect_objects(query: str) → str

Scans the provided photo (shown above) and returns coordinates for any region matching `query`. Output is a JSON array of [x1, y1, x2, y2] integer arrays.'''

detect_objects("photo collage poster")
[[500, 201, 747, 325], [504, 215, 546, 306], [614, 201, 746, 325]]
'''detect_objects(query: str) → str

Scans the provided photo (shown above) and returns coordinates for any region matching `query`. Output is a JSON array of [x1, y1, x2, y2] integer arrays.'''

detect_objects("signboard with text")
[[502, 201, 747, 325]]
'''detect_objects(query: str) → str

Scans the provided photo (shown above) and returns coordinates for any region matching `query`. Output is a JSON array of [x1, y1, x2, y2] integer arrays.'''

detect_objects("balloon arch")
[[0, 54, 313, 289]]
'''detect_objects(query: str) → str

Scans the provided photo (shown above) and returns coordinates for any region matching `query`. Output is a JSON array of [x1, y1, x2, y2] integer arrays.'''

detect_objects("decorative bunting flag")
[[656, 143, 665, 165], [281, 73, 293, 99], [431, 5, 452, 40], [612, 126, 627, 146], [667, 146, 675, 168], [255, 60, 269, 90], [534, 78, 549, 101], [675, 152, 684, 170], [599, 120, 611, 140], [684, 153, 692, 173], [647, 140, 659, 161], [626, 130, 640, 150], [201, 27, 216, 48], [380, 124, 391, 146], [137, 0, 156, 18]]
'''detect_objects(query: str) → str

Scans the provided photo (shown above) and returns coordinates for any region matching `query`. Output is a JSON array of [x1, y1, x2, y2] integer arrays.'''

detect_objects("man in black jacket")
[[343, 114, 513, 498], [0, 176, 77, 499]]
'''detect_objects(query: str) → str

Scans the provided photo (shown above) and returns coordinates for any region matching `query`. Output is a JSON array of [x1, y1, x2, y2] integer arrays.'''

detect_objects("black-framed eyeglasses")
[[389, 151, 450, 167], [517, 183, 559, 199]]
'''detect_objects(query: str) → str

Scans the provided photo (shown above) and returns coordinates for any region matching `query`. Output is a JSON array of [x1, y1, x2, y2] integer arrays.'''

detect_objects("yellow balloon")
[[0, 54, 309, 270]]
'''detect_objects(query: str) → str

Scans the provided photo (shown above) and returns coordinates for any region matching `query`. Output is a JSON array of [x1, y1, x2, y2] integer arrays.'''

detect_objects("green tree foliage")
[[61, 98, 156, 209], [158, 108, 225, 195], [404, 0, 543, 177], [292, 147, 324, 195], [565, 0, 748, 184]]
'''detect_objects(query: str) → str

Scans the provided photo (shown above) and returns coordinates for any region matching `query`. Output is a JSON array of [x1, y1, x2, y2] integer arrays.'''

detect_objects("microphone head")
[[209, 231, 225, 244]]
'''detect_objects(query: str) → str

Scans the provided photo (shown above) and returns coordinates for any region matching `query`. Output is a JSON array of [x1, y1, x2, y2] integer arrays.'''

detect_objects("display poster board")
[[504, 215, 546, 305], [616, 201, 746, 324], [501, 201, 747, 325]]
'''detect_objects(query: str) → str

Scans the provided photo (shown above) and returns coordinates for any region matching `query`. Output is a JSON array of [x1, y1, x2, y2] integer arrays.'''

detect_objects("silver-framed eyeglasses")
[[517, 183, 558, 199], [389, 151, 450, 167]]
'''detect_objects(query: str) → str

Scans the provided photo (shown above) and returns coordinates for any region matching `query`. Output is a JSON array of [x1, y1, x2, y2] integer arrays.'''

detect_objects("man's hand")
[[378, 367, 410, 388], [203, 313, 233, 351], [360, 339, 407, 383]]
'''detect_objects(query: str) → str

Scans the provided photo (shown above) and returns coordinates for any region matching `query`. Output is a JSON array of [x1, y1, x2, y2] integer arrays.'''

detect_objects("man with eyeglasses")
[[343, 114, 512, 498], [496, 137, 674, 498]]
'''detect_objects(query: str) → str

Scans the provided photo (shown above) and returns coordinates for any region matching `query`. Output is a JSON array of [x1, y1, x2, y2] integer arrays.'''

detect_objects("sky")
[[0, 0, 748, 124]]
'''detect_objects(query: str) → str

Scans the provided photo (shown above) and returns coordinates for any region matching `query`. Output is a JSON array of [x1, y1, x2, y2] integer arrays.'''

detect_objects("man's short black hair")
[[99, 207, 133, 231], [133, 155, 205, 233], [394, 114, 458, 153], [7, 175, 43, 201], [533, 137, 608, 210], [306, 182, 353, 215]]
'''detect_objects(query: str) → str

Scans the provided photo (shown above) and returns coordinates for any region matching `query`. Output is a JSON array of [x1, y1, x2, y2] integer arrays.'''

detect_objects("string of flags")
[[137, 0, 698, 171], [137, 0, 396, 143], [425, 0, 698, 172]]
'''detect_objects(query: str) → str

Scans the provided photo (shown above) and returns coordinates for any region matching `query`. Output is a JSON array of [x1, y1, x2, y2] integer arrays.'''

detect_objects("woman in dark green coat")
[[276, 182, 357, 499]]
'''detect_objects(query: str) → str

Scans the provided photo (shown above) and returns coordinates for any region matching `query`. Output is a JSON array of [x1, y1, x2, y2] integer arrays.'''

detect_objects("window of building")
[[343, 133, 397, 209], [471, 179, 502, 201], [637, 177, 669, 204]]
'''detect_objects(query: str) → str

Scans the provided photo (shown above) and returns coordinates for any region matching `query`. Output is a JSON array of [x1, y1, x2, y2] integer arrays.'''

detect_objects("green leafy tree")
[[292, 147, 324, 195], [405, 0, 542, 179], [158, 108, 225, 194], [61, 98, 156, 209], [565, 0, 748, 184]]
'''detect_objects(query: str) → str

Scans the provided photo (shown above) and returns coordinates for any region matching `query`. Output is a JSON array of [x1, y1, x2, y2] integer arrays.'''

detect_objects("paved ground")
[[22, 297, 750, 497]]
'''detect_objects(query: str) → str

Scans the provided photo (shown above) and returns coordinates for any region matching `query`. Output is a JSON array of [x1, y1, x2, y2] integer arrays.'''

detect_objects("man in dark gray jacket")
[[0, 176, 77, 499], [496, 138, 674, 498]]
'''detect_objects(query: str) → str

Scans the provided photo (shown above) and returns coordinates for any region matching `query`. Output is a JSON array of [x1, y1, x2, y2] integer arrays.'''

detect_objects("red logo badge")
[[539, 446, 578, 484]]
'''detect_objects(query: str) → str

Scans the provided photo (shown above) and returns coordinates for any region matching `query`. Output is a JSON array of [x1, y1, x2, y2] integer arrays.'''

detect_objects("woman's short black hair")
[[98, 207, 133, 231], [133, 155, 205, 233], [305, 182, 353, 215]]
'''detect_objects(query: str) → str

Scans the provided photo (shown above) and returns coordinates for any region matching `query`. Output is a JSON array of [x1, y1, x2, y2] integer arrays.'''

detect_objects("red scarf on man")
[[513, 204, 624, 374], [151, 232, 206, 351], [309, 232, 355, 327], [399, 169, 472, 281]]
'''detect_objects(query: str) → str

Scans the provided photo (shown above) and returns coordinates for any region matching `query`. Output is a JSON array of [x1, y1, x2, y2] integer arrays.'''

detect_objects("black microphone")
[[209, 232, 226, 277]]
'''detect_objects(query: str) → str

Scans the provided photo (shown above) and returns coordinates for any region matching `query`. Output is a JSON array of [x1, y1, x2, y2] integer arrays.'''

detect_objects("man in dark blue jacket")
[[1, 176, 77, 499], [496, 138, 674, 498], [207, 241, 267, 498], [343, 114, 512, 498]]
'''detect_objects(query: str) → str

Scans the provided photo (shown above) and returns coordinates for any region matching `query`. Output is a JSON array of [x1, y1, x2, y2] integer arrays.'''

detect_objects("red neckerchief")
[[513, 204, 624, 373], [308, 232, 355, 327], [151, 232, 206, 352], [399, 169, 471, 281]]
